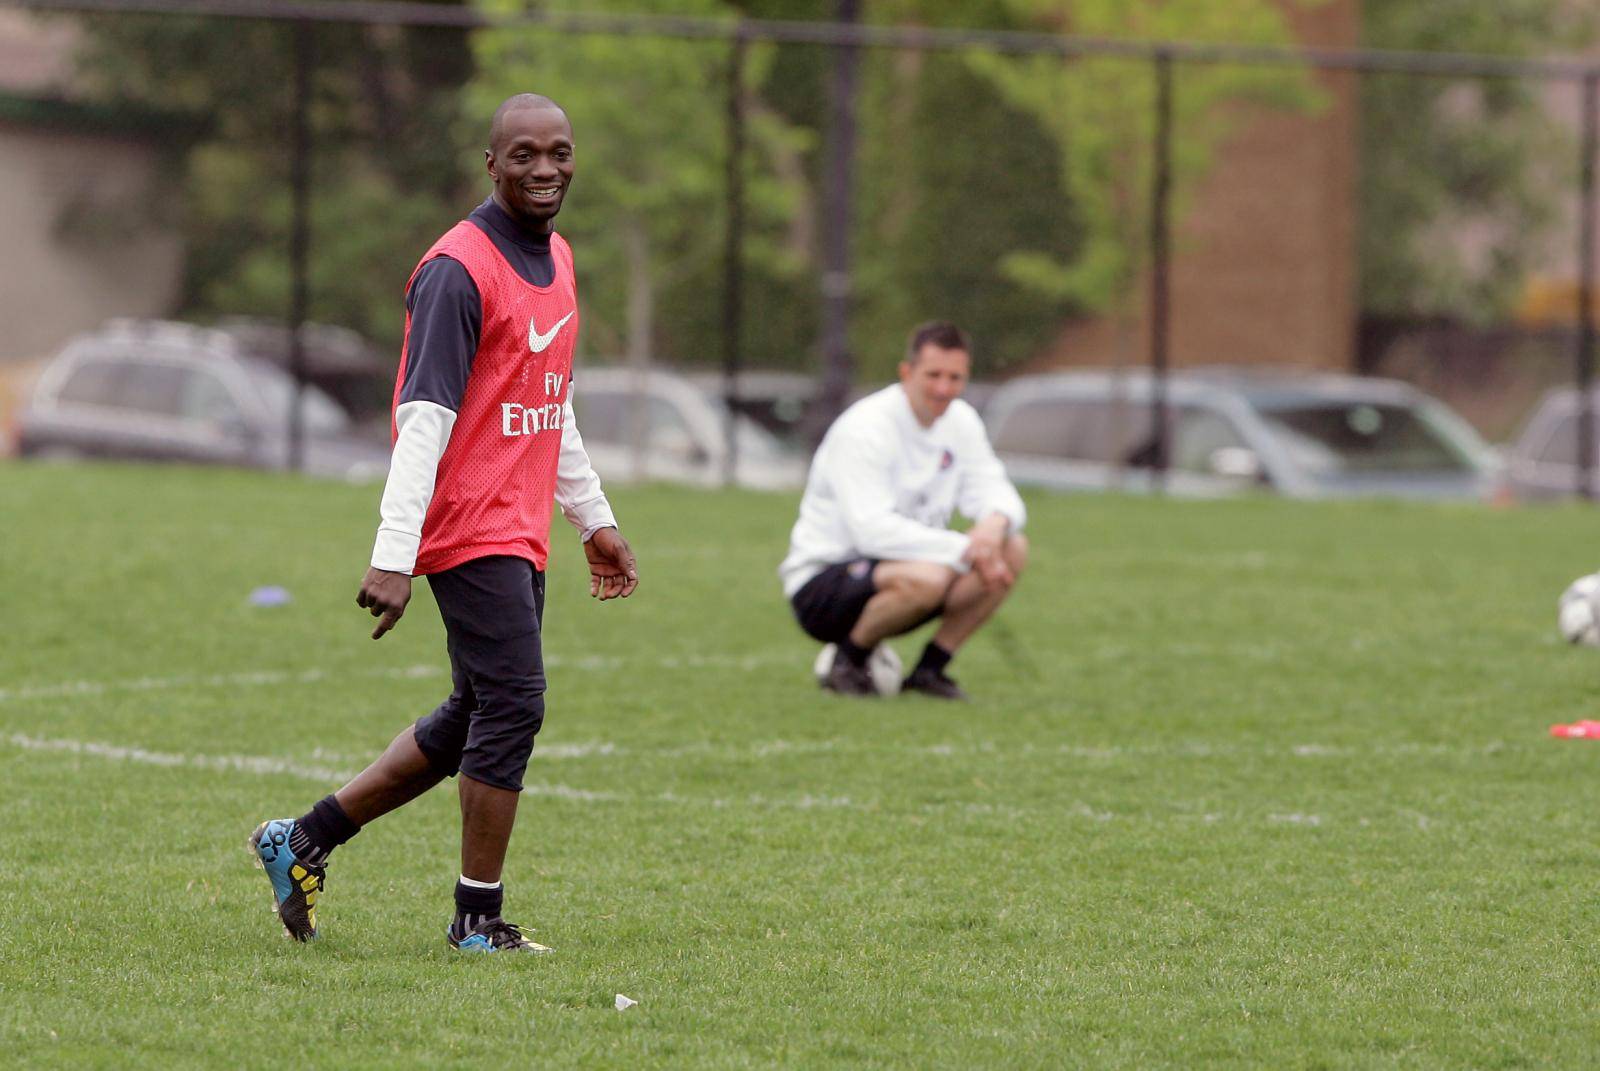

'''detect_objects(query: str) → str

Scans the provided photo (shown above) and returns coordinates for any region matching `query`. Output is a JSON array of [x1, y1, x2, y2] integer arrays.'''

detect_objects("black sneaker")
[[449, 917, 552, 954], [822, 655, 878, 697], [902, 666, 969, 701]]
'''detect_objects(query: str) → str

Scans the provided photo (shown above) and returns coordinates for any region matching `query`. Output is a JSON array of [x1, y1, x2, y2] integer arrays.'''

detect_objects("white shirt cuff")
[[371, 528, 420, 575]]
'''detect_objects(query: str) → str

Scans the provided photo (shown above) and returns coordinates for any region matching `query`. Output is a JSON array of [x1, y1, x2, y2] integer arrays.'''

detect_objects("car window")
[[1170, 409, 1248, 473], [179, 368, 245, 430], [54, 360, 126, 408], [1535, 414, 1577, 466], [647, 396, 704, 462], [730, 415, 790, 465], [241, 364, 350, 435], [117, 362, 187, 418], [571, 388, 635, 443], [571, 388, 703, 460], [1255, 402, 1472, 474], [992, 398, 1072, 456], [994, 398, 1154, 463]]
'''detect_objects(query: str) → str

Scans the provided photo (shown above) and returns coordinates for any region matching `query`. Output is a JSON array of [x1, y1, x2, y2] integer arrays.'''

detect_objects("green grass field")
[[4, 461, 1600, 1068]]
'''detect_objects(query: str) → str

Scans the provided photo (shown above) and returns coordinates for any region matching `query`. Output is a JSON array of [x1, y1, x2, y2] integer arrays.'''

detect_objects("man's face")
[[486, 106, 574, 232], [898, 344, 970, 426]]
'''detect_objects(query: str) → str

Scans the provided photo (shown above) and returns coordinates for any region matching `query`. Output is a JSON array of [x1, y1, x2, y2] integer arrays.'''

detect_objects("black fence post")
[[721, 27, 748, 489], [810, 0, 862, 446], [1149, 49, 1174, 493], [287, 18, 312, 475], [1579, 69, 1598, 501]]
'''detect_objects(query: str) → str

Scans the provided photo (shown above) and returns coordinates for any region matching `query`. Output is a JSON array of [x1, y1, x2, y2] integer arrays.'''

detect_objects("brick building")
[[1043, 0, 1361, 373]]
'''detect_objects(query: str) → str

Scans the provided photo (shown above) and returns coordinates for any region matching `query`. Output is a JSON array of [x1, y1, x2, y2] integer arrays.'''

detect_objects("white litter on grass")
[[615, 994, 637, 1011]]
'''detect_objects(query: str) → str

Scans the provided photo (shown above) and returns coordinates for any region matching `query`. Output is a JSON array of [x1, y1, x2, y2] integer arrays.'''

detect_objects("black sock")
[[290, 794, 360, 866], [916, 642, 953, 677], [451, 879, 505, 939], [838, 638, 872, 667]]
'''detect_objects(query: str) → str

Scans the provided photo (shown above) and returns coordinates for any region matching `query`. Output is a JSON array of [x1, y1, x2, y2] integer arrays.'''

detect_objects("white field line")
[[540, 737, 1509, 764], [0, 655, 1512, 768], [0, 731, 1022, 820], [0, 664, 443, 704], [0, 652, 796, 705], [4, 732, 354, 783], [0, 731, 1439, 829]]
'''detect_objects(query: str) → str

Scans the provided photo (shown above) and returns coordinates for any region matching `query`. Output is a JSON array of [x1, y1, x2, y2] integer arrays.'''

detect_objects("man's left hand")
[[584, 527, 639, 600]]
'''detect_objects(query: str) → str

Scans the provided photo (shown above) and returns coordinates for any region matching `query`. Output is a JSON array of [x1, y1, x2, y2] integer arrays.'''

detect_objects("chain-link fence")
[[3, 1, 1598, 495]]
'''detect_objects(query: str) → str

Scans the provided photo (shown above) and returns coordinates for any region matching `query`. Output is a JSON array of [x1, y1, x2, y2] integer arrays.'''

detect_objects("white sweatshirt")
[[778, 385, 1026, 597]]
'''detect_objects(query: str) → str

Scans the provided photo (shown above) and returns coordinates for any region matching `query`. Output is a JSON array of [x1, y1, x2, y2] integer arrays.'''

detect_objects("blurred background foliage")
[[56, 0, 1595, 381]]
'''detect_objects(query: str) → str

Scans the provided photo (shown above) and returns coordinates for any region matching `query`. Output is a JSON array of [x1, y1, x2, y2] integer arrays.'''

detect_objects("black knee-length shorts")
[[790, 558, 881, 643], [412, 555, 546, 793]]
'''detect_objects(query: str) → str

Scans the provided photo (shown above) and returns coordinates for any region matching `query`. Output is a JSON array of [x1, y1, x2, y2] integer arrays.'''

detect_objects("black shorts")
[[790, 558, 881, 644], [412, 555, 547, 793]]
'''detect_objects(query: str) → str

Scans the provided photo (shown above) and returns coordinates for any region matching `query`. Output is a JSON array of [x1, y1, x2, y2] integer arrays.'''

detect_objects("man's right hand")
[[963, 513, 1015, 592], [963, 539, 1015, 593], [357, 567, 412, 639]]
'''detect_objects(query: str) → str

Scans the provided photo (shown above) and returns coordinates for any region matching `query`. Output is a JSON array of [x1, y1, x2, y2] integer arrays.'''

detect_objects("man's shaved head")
[[489, 93, 567, 153]]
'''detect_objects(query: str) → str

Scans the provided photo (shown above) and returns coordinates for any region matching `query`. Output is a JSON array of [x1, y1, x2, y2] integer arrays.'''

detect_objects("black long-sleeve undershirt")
[[398, 196, 558, 412]]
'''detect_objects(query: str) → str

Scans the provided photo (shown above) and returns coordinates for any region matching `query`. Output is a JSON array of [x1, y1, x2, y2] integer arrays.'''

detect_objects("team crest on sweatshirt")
[[939, 449, 955, 470]]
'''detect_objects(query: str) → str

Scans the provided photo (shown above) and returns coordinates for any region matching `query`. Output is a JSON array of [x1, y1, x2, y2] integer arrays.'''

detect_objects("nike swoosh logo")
[[529, 310, 575, 353]]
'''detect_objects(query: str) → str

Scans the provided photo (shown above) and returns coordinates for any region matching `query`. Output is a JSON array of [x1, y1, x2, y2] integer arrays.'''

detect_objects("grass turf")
[[2, 460, 1600, 1068]]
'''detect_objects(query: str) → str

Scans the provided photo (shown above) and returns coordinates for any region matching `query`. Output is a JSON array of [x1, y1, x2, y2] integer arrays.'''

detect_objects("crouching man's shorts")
[[413, 555, 546, 792]]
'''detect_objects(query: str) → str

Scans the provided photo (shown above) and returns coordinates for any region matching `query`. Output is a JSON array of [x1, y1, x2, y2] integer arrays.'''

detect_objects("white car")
[[16, 319, 391, 481], [570, 366, 806, 491], [983, 367, 1500, 500], [1505, 386, 1600, 500]]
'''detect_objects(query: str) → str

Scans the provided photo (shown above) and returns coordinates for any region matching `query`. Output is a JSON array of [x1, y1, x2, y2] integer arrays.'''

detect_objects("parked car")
[[216, 315, 395, 424], [983, 368, 1500, 500], [683, 369, 997, 452], [16, 319, 392, 481], [1505, 386, 1600, 500], [573, 366, 806, 490], [684, 369, 821, 452]]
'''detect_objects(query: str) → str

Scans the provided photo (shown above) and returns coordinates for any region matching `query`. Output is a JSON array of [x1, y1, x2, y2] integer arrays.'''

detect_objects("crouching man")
[[779, 321, 1028, 700]]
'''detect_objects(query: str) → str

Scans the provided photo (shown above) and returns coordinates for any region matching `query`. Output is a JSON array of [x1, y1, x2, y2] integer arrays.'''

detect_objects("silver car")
[[16, 319, 392, 481], [1505, 386, 1600, 500], [571, 366, 806, 490], [983, 368, 1499, 500]]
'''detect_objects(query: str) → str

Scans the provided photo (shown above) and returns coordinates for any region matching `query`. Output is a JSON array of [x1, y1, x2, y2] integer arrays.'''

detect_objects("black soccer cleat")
[[901, 666, 969, 701], [821, 655, 878, 697], [449, 917, 552, 954]]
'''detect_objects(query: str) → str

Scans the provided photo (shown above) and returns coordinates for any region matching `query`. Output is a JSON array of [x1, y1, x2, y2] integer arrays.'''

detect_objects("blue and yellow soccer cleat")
[[448, 917, 552, 954], [248, 819, 324, 942]]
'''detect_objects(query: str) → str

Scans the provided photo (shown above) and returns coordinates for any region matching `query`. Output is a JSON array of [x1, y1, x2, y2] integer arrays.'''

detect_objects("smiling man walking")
[[249, 94, 637, 954]]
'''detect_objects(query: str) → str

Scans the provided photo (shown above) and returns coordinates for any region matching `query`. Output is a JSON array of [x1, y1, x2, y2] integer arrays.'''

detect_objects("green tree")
[[66, 8, 476, 350], [725, 0, 1084, 379], [746, 0, 1321, 378], [966, 0, 1323, 333], [470, 0, 811, 369], [1360, 0, 1587, 324]]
